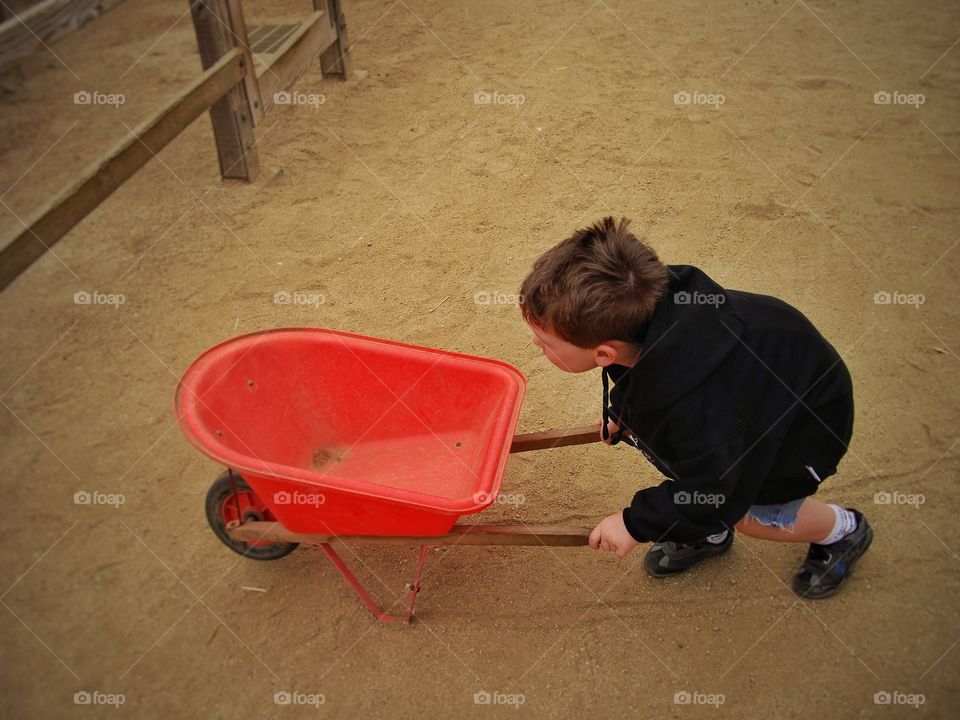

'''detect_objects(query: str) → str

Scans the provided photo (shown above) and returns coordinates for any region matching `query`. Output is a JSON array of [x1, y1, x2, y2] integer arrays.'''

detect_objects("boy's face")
[[528, 321, 621, 373]]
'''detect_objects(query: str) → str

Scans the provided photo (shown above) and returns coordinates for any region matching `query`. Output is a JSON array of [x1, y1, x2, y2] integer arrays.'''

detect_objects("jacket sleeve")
[[621, 402, 767, 543]]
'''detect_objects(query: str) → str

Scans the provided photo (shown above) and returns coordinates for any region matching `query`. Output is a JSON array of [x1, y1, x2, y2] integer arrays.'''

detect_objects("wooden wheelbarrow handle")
[[509, 421, 602, 453], [229, 521, 591, 546]]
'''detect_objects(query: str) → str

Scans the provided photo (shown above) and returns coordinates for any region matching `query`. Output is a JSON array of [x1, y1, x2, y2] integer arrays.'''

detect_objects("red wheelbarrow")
[[176, 327, 601, 622]]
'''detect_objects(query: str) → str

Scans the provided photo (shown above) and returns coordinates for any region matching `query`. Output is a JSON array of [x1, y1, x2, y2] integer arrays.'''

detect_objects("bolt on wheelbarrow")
[[176, 327, 602, 622]]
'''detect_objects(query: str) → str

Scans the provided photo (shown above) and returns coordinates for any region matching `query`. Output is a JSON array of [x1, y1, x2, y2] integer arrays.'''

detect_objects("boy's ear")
[[593, 343, 619, 368]]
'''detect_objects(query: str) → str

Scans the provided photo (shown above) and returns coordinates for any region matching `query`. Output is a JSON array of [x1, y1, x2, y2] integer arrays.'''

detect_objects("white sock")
[[705, 530, 729, 544], [817, 505, 858, 545]]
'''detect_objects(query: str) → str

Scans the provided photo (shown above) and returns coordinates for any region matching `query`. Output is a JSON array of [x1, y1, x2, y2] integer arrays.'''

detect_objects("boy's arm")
[[621, 432, 763, 544]]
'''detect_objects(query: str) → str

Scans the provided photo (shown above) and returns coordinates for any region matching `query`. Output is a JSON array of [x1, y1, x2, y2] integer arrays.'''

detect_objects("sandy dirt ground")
[[1, 0, 959, 718]]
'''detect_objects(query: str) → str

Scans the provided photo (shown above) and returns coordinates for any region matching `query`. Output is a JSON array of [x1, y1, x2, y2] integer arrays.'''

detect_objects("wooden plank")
[[315, 0, 351, 78], [0, 0, 127, 73], [262, 25, 299, 54], [248, 23, 298, 54], [509, 422, 602, 453], [246, 24, 268, 45], [0, 49, 245, 292], [256, 10, 336, 115], [189, 0, 259, 180], [228, 521, 592, 547]]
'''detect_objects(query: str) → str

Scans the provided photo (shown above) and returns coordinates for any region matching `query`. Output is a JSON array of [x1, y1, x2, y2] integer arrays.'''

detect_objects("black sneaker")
[[793, 509, 873, 599], [644, 529, 735, 578]]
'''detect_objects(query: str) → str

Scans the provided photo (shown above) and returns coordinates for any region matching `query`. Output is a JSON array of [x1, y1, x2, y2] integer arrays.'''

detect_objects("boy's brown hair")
[[519, 216, 669, 348]]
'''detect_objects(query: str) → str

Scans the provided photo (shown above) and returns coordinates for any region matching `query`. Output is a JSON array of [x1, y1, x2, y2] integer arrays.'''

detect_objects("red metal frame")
[[318, 543, 436, 623], [211, 421, 600, 622]]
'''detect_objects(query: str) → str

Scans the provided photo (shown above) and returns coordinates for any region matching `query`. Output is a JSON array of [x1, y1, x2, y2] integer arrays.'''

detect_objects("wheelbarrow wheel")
[[205, 470, 298, 560]]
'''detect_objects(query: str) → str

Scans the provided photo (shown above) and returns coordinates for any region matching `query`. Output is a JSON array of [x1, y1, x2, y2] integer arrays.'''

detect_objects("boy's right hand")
[[601, 417, 620, 444]]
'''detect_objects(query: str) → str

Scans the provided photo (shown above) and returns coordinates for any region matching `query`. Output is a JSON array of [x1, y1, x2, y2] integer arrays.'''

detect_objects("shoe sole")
[[794, 524, 874, 600]]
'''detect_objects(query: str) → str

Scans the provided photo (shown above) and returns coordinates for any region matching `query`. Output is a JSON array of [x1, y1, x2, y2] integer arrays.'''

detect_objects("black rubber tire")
[[205, 470, 298, 560]]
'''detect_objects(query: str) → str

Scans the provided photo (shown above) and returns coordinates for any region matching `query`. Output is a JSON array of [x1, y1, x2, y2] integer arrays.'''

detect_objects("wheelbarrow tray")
[[176, 327, 526, 535]]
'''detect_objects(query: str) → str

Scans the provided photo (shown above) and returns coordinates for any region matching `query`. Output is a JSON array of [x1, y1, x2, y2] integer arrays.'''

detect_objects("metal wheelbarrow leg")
[[318, 542, 435, 623]]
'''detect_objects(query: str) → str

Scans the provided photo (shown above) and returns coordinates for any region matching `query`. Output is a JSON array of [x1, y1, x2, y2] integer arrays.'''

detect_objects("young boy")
[[519, 217, 872, 598]]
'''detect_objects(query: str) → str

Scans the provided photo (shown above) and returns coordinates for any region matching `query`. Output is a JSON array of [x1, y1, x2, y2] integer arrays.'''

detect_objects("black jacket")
[[605, 265, 854, 543]]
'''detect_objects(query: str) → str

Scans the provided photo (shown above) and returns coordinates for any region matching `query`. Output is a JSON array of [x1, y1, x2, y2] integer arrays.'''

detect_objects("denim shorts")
[[743, 498, 807, 530]]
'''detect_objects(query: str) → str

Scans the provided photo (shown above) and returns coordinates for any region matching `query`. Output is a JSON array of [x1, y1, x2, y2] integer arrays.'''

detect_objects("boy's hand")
[[588, 512, 639, 558], [600, 417, 620, 444]]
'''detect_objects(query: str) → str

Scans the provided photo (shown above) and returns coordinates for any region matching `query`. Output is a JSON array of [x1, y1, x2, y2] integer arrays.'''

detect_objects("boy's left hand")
[[588, 512, 640, 558]]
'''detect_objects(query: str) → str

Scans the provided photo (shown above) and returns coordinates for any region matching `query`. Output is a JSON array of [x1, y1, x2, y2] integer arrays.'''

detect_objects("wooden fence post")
[[315, 0, 351, 78], [189, 0, 260, 180]]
